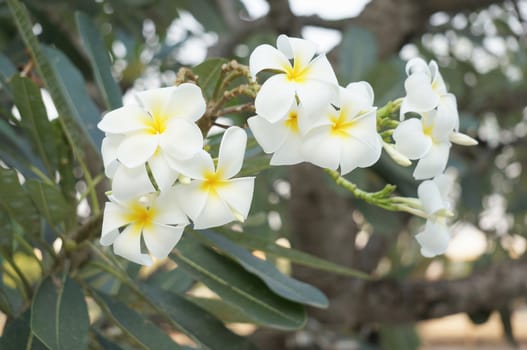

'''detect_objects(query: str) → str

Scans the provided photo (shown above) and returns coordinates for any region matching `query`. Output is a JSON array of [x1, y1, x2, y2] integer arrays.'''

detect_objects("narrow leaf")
[[43, 46, 103, 147], [31, 277, 90, 350], [6, 0, 100, 166], [0, 168, 40, 236], [92, 292, 183, 350], [0, 53, 16, 95], [56, 278, 90, 350], [141, 285, 257, 350], [31, 277, 59, 349], [0, 311, 47, 350], [26, 180, 72, 231], [76, 12, 123, 110], [217, 229, 370, 279], [172, 237, 306, 330], [196, 230, 329, 308], [11, 75, 57, 175]]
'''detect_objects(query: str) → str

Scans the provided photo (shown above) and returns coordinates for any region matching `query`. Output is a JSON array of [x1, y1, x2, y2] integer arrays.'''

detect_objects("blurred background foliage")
[[0, 0, 526, 349]]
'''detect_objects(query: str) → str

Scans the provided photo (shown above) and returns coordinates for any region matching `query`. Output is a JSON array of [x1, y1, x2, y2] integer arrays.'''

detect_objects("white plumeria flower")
[[174, 126, 255, 229], [415, 174, 453, 257], [98, 84, 206, 196], [100, 192, 189, 266], [248, 102, 312, 166], [301, 82, 382, 175], [249, 34, 338, 122], [393, 109, 455, 180], [400, 57, 460, 131]]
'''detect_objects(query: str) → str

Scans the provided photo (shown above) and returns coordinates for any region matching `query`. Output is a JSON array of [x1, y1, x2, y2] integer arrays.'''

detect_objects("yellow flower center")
[[284, 111, 299, 133], [330, 109, 355, 138], [144, 113, 168, 135], [284, 59, 310, 83], [125, 202, 156, 231], [201, 170, 227, 195]]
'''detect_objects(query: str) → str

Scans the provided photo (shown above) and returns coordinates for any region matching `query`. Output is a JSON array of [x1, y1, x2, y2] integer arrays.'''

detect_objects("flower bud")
[[449, 132, 478, 146], [382, 142, 412, 167]]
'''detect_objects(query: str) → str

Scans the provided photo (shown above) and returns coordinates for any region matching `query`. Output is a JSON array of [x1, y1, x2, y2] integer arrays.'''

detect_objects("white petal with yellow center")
[[254, 74, 296, 123], [117, 133, 159, 168], [113, 225, 153, 265], [98, 105, 149, 134], [217, 126, 247, 179], [112, 164, 155, 200], [413, 142, 451, 180]]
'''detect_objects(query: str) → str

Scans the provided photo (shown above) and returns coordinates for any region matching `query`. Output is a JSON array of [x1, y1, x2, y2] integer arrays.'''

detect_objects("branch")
[[346, 257, 527, 326]]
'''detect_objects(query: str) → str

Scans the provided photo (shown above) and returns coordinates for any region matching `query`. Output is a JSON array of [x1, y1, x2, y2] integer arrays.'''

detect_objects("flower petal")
[[143, 223, 184, 259], [217, 126, 247, 179], [429, 60, 447, 95], [418, 179, 446, 216], [117, 133, 158, 168], [393, 118, 432, 159], [173, 181, 208, 221], [153, 188, 189, 225], [433, 173, 453, 200], [112, 164, 155, 200], [340, 134, 382, 175], [249, 44, 290, 77], [162, 83, 206, 122], [148, 152, 178, 191], [302, 126, 341, 170], [113, 225, 152, 265], [248, 115, 288, 154], [136, 87, 174, 118], [307, 54, 338, 85], [98, 105, 149, 134], [343, 82, 374, 112], [169, 150, 213, 180], [404, 72, 439, 112], [406, 57, 429, 75], [270, 134, 305, 165], [413, 142, 451, 180], [296, 80, 337, 117], [254, 74, 296, 123], [437, 93, 459, 133], [216, 177, 255, 220], [100, 201, 128, 245], [161, 119, 203, 160], [415, 220, 450, 258], [277, 35, 317, 68], [193, 195, 236, 229], [101, 135, 124, 178]]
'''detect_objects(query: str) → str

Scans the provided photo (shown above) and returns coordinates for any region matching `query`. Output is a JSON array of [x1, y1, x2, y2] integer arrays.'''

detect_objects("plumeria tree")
[[0, 0, 526, 349]]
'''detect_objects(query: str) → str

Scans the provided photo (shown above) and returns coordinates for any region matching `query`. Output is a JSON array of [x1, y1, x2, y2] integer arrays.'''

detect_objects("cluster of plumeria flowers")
[[98, 34, 478, 265]]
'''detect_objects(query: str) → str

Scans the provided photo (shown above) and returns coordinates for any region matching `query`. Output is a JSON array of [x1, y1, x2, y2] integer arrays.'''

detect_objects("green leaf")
[[172, 237, 306, 330], [0, 53, 16, 95], [141, 285, 258, 350], [11, 75, 58, 176], [6, 0, 100, 166], [187, 297, 255, 324], [43, 46, 103, 147], [192, 58, 228, 100], [0, 168, 40, 236], [217, 228, 370, 279], [76, 12, 123, 110], [31, 277, 90, 350], [196, 230, 328, 308], [92, 292, 183, 350], [0, 311, 48, 350], [26, 180, 72, 231], [146, 267, 194, 293], [94, 331, 126, 350], [0, 118, 40, 176], [339, 26, 378, 83]]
